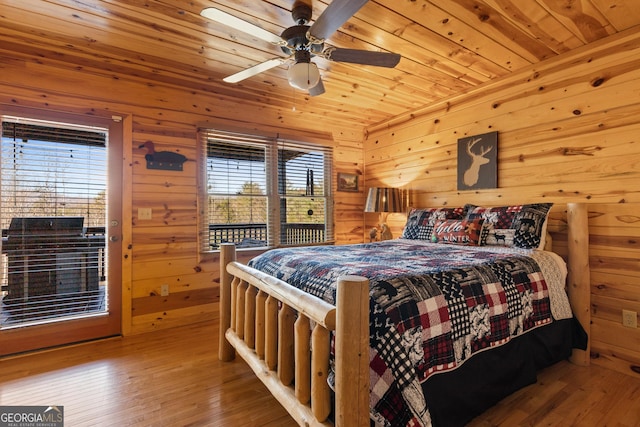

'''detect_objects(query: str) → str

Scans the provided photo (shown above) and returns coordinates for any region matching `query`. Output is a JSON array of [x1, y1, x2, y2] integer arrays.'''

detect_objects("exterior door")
[[0, 107, 123, 356]]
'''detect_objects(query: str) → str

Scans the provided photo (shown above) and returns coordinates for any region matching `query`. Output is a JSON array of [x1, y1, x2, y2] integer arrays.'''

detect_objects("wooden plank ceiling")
[[2, 0, 640, 132]]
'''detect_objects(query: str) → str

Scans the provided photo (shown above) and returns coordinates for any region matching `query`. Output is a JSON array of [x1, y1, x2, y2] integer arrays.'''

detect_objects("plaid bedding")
[[248, 239, 569, 426]]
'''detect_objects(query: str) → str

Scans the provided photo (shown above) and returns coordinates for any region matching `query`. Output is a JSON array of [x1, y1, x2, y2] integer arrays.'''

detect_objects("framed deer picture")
[[457, 131, 498, 190]]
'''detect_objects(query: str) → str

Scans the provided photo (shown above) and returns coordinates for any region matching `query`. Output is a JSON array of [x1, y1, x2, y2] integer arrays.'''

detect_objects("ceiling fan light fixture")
[[204, 0, 400, 95], [287, 61, 320, 90]]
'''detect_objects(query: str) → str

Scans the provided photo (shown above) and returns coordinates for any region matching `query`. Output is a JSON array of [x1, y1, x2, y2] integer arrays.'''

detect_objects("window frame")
[[198, 128, 333, 255]]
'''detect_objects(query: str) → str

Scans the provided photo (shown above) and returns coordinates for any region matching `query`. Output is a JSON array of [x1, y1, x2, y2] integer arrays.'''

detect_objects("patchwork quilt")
[[248, 239, 570, 426]]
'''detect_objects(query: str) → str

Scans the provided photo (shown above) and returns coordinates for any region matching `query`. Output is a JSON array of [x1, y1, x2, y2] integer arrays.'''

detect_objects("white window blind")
[[201, 129, 333, 250], [0, 117, 107, 328]]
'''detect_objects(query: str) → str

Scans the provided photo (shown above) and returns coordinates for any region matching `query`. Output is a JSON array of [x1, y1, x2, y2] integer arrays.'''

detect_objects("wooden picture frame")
[[457, 131, 498, 190], [337, 172, 359, 192]]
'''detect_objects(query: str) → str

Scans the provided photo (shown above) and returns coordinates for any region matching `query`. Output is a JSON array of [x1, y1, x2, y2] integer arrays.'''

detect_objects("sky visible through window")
[[1, 123, 107, 229], [207, 151, 324, 195], [1, 138, 106, 197]]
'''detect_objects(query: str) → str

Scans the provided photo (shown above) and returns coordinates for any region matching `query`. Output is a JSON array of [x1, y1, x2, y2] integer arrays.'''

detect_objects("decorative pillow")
[[401, 207, 466, 241], [431, 218, 485, 245], [464, 203, 553, 249]]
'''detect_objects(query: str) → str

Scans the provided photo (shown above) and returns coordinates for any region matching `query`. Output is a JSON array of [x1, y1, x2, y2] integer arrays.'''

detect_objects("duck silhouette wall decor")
[[139, 141, 188, 171]]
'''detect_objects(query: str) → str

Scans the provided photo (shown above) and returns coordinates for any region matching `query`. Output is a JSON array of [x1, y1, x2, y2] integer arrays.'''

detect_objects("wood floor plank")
[[1, 320, 639, 426]]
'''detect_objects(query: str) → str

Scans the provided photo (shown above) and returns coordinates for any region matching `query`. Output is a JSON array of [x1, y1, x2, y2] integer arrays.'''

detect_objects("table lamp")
[[364, 187, 403, 241]]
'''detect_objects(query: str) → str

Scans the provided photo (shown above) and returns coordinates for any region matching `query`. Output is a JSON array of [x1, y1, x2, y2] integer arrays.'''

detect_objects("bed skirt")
[[423, 317, 587, 426]]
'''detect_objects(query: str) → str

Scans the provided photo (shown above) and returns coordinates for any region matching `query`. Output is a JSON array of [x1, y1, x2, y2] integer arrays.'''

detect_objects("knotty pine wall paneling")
[[0, 51, 364, 336], [364, 28, 640, 378]]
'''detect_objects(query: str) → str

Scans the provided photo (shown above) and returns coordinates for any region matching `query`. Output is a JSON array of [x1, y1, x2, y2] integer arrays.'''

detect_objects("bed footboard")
[[219, 243, 370, 427]]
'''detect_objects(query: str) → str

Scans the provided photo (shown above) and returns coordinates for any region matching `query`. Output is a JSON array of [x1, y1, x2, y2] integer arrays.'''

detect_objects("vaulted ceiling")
[[2, 0, 639, 132]]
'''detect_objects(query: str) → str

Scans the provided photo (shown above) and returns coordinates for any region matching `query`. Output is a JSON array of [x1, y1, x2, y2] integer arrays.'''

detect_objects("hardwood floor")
[[1, 320, 639, 426]]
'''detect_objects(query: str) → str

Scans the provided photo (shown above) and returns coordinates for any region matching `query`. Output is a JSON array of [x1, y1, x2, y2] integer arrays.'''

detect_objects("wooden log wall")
[[0, 48, 364, 336], [363, 28, 640, 378], [2, 3, 638, 383]]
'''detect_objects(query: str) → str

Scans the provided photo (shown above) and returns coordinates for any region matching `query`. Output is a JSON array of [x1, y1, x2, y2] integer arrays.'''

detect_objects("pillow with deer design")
[[463, 203, 552, 249]]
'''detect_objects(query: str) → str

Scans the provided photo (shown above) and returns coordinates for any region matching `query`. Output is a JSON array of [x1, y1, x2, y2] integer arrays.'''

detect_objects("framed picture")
[[337, 172, 359, 192], [457, 131, 498, 190]]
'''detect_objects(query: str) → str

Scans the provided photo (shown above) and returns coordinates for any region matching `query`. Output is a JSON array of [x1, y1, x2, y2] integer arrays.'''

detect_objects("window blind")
[[1, 120, 107, 227], [276, 138, 333, 245], [200, 129, 333, 250], [0, 117, 107, 328], [204, 131, 271, 249]]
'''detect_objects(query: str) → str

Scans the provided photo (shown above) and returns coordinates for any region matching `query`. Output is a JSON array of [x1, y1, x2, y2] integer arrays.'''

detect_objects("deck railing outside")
[[209, 223, 325, 249]]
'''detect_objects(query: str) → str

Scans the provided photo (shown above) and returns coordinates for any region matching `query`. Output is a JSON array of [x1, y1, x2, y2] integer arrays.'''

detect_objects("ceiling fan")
[[200, 0, 401, 96]]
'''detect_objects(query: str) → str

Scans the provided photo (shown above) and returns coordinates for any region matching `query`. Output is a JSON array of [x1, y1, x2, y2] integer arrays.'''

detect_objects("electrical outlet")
[[160, 284, 169, 296], [622, 309, 637, 328]]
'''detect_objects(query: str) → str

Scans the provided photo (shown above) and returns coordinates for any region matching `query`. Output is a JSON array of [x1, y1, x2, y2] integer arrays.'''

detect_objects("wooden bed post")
[[219, 243, 236, 362], [334, 275, 370, 427], [567, 203, 591, 366]]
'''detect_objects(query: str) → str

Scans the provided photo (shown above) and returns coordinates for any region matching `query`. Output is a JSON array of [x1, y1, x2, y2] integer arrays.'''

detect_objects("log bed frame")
[[218, 203, 591, 427]]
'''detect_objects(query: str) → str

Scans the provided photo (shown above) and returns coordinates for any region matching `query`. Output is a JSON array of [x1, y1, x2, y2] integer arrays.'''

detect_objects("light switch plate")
[[138, 207, 152, 220], [160, 284, 169, 296]]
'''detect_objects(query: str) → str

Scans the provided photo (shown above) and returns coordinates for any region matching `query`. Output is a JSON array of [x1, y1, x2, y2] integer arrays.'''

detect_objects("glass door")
[[0, 109, 122, 356]]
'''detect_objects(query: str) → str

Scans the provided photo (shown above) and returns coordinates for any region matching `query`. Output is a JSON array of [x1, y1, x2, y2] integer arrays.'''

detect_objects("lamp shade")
[[288, 61, 320, 90], [364, 187, 403, 213]]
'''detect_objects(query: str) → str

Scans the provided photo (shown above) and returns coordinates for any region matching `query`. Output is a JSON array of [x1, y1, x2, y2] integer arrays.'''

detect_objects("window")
[[201, 129, 333, 250], [0, 117, 107, 328]]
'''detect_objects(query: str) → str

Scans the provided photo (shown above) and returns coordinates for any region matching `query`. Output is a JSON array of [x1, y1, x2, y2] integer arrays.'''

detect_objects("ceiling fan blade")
[[223, 58, 286, 83], [200, 8, 283, 45], [308, 0, 369, 41], [326, 48, 401, 68], [308, 78, 325, 96]]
